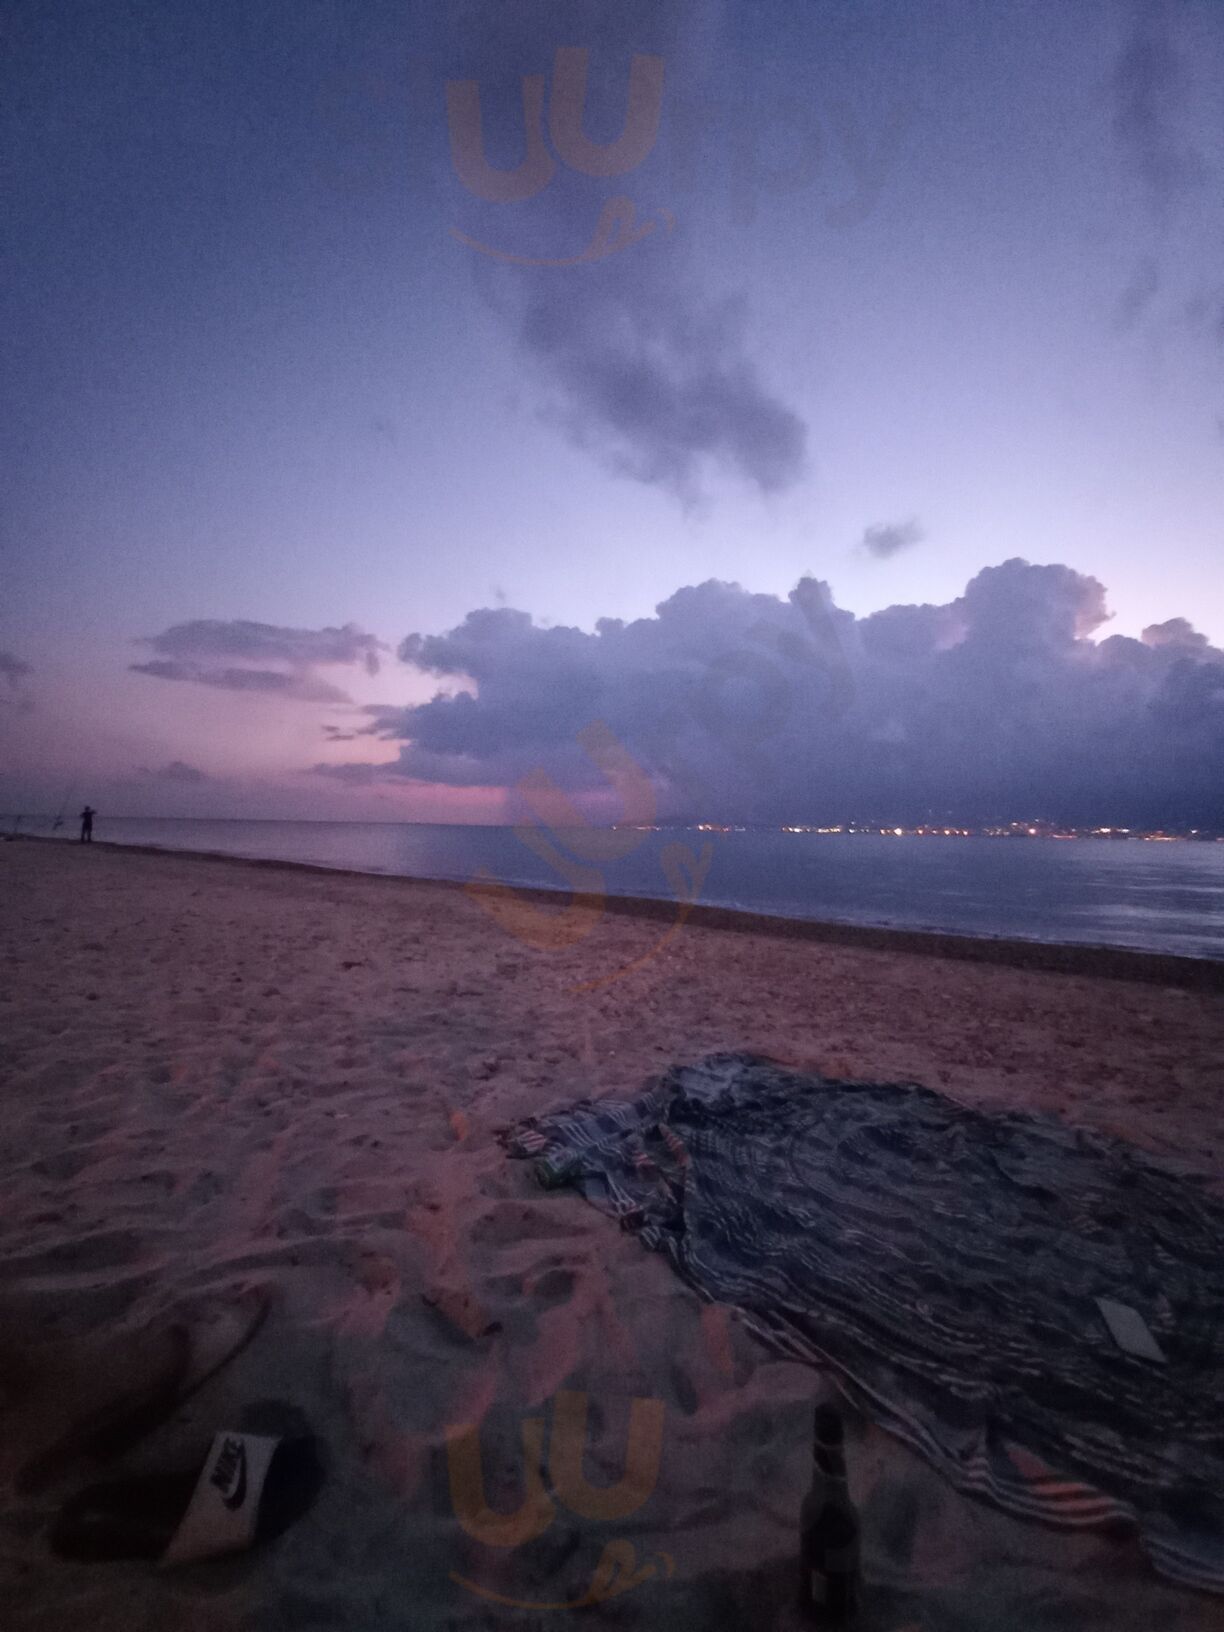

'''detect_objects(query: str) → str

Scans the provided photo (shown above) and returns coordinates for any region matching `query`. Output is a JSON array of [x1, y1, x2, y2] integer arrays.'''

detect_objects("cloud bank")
[[131, 619, 384, 703], [315, 560, 1224, 827]]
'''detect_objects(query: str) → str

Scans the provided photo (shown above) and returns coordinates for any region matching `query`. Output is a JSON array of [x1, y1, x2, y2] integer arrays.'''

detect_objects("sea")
[[16, 815, 1224, 962]]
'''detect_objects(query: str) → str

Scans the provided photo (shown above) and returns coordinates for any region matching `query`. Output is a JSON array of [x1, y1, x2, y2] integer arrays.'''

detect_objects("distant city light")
[[643, 821, 1223, 843]]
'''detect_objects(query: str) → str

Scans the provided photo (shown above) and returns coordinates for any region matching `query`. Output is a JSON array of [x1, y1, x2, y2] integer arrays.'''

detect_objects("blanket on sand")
[[504, 1053, 1224, 1594]]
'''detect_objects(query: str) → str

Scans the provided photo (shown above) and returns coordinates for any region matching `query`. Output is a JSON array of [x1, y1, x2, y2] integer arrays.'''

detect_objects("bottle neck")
[[811, 1444, 849, 1487]]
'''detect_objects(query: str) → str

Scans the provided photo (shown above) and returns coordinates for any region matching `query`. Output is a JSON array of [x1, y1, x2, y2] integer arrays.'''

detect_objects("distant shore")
[[15, 831, 1224, 991]]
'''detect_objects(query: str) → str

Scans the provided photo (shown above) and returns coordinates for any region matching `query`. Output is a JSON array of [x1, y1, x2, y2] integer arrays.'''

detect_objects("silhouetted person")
[[79, 806, 95, 843]]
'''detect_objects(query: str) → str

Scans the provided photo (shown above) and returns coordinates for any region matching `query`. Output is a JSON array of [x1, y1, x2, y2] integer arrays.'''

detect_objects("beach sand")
[[2, 838, 1222, 1630]]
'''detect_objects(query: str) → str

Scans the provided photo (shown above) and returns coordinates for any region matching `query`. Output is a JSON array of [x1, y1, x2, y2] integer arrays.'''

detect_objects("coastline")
[[17, 832, 1224, 992]]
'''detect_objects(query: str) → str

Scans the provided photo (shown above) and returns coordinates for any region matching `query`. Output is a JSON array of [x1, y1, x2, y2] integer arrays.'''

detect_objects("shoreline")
[[16, 832, 1224, 992]]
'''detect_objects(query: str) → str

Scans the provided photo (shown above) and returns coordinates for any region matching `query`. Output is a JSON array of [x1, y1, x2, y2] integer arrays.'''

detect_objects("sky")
[[2, 0, 1222, 826]]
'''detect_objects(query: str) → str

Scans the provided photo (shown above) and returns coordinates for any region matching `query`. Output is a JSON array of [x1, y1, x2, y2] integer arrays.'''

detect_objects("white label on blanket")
[[160, 1431, 281, 1567], [1096, 1298, 1166, 1363]]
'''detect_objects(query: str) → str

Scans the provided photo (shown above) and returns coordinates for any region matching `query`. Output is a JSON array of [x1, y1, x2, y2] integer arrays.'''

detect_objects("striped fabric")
[[503, 1053, 1224, 1593]]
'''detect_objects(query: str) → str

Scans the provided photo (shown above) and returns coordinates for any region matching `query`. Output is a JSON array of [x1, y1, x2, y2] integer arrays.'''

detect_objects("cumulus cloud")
[[1142, 616, 1210, 651], [131, 619, 384, 702], [860, 517, 925, 560], [137, 760, 209, 784], [313, 559, 1224, 827]]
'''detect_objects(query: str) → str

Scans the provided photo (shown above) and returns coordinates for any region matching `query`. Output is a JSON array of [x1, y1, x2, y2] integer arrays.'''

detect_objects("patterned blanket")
[[503, 1054, 1224, 1593]]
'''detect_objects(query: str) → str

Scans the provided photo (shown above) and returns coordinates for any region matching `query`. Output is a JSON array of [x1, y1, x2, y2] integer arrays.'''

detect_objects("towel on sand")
[[504, 1053, 1224, 1594]]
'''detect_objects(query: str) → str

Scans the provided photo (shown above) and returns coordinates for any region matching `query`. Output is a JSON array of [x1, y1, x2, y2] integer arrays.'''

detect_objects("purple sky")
[[2, 1, 1222, 824]]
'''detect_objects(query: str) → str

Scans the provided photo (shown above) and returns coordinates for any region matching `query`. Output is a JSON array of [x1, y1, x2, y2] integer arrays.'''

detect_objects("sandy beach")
[[2, 837, 1223, 1631]]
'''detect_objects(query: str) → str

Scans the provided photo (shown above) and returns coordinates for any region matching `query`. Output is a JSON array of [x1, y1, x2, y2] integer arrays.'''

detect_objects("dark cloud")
[[1113, 257, 1161, 332], [0, 650, 32, 687], [0, 649, 34, 711], [1184, 286, 1224, 349], [315, 559, 1224, 827], [429, 3, 809, 504], [131, 659, 352, 704], [308, 760, 386, 786], [520, 272, 807, 502], [1142, 616, 1209, 651], [137, 759, 209, 784], [860, 517, 925, 560], [137, 619, 383, 673], [1107, 8, 1222, 427], [131, 619, 384, 702], [1111, 1, 1200, 210]]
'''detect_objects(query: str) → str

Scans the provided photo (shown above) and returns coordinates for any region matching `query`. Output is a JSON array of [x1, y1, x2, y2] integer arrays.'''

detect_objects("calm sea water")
[[20, 816, 1224, 961]]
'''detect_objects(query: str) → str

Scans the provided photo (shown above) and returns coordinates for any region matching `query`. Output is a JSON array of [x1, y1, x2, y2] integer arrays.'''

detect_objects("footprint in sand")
[[0, 1226, 157, 1279], [470, 1201, 591, 1247], [30, 1149, 96, 1184]]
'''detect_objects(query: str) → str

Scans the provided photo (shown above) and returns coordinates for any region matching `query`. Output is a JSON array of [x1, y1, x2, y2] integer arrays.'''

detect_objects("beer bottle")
[[799, 1401, 861, 1625]]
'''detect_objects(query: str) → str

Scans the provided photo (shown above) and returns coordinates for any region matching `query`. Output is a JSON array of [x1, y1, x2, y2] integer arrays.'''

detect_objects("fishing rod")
[[50, 781, 75, 834]]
